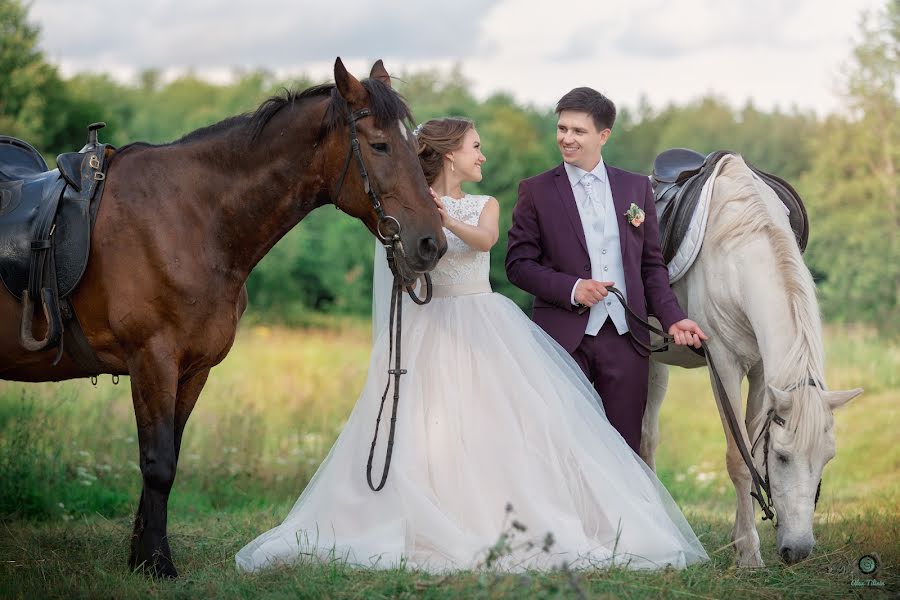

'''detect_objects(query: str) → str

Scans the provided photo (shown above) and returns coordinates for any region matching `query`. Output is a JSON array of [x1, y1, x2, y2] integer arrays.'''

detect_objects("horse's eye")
[[370, 142, 390, 154], [776, 453, 789, 465]]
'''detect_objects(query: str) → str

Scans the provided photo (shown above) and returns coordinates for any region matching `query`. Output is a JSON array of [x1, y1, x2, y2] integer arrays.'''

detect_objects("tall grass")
[[1, 324, 897, 597]]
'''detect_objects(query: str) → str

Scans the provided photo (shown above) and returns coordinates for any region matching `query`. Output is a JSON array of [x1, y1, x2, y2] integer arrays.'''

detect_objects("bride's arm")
[[435, 197, 499, 252]]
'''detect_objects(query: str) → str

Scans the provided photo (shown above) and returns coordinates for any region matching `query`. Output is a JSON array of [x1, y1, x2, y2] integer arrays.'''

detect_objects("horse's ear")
[[369, 59, 392, 88], [767, 384, 792, 413], [822, 388, 863, 411], [334, 57, 367, 105]]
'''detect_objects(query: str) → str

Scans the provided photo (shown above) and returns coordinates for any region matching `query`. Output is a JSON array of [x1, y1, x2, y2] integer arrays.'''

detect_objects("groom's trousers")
[[571, 320, 649, 456]]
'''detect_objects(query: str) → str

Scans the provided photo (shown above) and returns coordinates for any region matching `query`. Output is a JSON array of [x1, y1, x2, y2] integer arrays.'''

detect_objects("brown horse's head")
[[324, 58, 446, 282]]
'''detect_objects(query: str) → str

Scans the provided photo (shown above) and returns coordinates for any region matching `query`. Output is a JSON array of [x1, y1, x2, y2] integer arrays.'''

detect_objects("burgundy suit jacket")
[[505, 162, 686, 356]]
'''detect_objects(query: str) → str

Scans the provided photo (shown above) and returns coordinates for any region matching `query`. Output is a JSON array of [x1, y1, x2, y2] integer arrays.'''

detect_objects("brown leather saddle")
[[650, 148, 809, 264], [0, 123, 113, 370]]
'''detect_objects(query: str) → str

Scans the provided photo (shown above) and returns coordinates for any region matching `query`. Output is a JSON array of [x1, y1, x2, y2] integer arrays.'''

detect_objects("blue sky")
[[31, 0, 884, 115]]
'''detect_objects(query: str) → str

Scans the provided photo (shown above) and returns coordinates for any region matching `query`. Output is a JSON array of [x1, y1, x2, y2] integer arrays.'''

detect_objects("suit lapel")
[[553, 164, 588, 255], [607, 164, 629, 261]]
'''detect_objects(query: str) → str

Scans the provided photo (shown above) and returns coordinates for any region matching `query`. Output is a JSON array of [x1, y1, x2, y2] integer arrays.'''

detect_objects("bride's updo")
[[415, 117, 474, 184]]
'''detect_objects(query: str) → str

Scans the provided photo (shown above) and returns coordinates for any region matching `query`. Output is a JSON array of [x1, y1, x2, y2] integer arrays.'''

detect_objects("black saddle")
[[0, 137, 49, 182], [0, 123, 112, 365], [650, 148, 809, 264]]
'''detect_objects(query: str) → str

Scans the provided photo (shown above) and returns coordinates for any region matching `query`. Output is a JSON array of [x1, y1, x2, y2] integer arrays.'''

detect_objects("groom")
[[505, 87, 706, 455]]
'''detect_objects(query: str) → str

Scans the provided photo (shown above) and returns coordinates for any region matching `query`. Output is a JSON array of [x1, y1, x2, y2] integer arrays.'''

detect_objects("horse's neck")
[[184, 105, 329, 282], [728, 234, 824, 389]]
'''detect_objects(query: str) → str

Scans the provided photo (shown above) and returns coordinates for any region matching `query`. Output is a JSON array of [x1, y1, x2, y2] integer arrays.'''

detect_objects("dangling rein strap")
[[606, 286, 778, 524], [365, 245, 433, 492], [365, 269, 404, 491]]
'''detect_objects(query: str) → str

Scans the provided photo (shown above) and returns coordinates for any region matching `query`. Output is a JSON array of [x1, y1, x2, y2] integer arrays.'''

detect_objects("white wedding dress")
[[236, 194, 708, 573]]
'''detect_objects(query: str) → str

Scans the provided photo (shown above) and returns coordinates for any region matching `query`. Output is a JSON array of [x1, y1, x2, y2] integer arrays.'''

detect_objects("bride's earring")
[[450, 161, 455, 172]]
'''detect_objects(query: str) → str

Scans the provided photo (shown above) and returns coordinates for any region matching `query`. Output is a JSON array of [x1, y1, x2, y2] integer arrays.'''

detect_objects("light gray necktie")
[[581, 174, 603, 234]]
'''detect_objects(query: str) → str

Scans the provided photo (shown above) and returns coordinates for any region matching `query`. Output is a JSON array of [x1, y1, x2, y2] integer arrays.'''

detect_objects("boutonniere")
[[625, 203, 645, 227]]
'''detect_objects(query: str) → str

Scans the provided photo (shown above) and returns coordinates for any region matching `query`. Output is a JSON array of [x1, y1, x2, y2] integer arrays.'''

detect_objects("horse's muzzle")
[[779, 538, 814, 564]]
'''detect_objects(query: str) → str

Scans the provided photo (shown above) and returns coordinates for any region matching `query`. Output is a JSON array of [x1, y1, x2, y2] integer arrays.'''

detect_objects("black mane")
[[248, 78, 415, 141], [141, 78, 413, 149]]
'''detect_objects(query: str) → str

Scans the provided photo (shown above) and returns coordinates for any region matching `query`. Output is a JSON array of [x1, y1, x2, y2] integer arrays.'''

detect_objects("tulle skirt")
[[236, 291, 708, 573]]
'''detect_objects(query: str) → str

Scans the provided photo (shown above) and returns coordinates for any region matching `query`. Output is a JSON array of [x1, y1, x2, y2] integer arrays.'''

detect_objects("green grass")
[[1, 324, 897, 598]]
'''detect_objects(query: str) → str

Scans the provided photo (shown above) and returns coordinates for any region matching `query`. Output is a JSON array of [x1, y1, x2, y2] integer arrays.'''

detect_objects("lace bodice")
[[430, 194, 492, 286]]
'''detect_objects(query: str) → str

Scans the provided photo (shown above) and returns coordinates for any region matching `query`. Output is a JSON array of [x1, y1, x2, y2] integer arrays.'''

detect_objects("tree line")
[[2, 0, 896, 332]]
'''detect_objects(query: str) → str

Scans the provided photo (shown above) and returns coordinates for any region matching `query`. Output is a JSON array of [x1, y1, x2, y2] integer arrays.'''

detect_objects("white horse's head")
[[755, 384, 862, 563]]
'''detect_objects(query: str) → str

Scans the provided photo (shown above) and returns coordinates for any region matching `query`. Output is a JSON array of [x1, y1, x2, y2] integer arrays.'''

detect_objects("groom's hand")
[[574, 279, 615, 307], [668, 319, 709, 349]]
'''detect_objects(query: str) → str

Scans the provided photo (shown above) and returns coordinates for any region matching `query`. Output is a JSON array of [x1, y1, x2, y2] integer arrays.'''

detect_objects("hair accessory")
[[412, 123, 424, 137]]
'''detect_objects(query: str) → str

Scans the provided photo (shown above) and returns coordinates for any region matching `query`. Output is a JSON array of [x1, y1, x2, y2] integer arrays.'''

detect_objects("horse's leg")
[[744, 361, 766, 430], [174, 369, 210, 461], [640, 360, 669, 471], [710, 356, 764, 568], [126, 341, 180, 578]]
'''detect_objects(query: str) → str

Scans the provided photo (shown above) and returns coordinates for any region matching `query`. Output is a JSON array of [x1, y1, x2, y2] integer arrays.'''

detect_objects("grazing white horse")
[[640, 155, 862, 567]]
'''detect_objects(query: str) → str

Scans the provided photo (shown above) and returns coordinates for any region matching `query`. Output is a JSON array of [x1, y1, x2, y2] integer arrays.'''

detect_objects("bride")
[[236, 118, 708, 573]]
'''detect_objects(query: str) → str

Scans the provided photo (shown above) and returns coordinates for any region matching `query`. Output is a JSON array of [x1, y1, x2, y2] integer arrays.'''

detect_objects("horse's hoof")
[[129, 555, 178, 579], [152, 560, 179, 579], [736, 552, 765, 568]]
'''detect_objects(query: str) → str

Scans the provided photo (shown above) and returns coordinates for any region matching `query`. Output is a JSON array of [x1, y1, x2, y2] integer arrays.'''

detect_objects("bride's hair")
[[415, 117, 474, 184]]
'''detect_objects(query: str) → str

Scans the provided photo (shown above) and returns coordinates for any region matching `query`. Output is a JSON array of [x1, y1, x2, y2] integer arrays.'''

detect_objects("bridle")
[[605, 286, 822, 528], [329, 106, 434, 492], [748, 379, 823, 527]]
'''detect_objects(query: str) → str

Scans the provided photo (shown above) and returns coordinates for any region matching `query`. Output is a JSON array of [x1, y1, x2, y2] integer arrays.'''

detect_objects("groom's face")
[[556, 110, 610, 172]]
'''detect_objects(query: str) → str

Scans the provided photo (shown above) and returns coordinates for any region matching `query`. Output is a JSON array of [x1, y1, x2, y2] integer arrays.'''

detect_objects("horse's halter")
[[332, 108, 393, 240], [749, 378, 823, 527], [330, 105, 433, 492], [331, 107, 433, 299]]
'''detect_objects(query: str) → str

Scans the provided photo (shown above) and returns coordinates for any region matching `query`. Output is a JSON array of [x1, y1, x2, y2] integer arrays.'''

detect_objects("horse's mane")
[[710, 157, 828, 450], [159, 78, 412, 146], [248, 79, 414, 142]]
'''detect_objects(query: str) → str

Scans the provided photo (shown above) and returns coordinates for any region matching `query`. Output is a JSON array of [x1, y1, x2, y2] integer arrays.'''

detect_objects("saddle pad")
[[666, 154, 730, 283], [666, 154, 793, 284]]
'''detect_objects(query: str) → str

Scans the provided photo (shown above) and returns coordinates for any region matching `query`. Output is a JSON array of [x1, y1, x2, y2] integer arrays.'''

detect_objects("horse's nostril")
[[419, 236, 438, 262]]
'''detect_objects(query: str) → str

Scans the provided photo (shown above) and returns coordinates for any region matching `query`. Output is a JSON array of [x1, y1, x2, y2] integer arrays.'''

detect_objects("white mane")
[[708, 156, 828, 449]]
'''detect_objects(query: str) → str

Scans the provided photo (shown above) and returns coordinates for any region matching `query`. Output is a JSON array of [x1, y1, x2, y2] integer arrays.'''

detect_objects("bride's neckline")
[[441, 193, 469, 201]]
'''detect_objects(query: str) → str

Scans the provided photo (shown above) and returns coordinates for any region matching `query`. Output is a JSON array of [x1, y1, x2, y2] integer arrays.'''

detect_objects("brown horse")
[[0, 58, 446, 577]]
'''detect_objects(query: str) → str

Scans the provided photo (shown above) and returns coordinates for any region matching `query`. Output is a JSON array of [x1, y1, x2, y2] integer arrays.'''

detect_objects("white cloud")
[[29, 0, 884, 114]]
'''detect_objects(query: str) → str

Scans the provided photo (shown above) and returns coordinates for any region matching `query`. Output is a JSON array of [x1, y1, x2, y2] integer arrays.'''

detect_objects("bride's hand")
[[431, 188, 450, 227]]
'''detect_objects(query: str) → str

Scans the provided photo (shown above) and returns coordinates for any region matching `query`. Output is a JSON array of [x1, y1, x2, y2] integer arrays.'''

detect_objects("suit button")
[[602, 249, 607, 255], [604, 266, 609, 272]]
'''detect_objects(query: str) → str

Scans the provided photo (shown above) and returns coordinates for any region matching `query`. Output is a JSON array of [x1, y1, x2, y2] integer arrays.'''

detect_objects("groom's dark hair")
[[556, 87, 616, 132]]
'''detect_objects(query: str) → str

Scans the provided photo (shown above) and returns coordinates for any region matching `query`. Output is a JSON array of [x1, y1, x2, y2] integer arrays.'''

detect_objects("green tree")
[[802, 0, 899, 331], [0, 0, 66, 150]]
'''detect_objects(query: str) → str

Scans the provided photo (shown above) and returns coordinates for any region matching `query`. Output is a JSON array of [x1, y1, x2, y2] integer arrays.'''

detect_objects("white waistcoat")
[[568, 163, 629, 336]]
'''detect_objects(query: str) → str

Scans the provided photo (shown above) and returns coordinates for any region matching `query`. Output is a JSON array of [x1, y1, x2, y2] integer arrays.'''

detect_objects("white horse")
[[640, 155, 862, 567]]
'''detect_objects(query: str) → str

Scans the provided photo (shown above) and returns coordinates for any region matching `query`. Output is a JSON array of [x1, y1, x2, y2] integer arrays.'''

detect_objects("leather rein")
[[329, 107, 433, 492], [605, 286, 820, 527]]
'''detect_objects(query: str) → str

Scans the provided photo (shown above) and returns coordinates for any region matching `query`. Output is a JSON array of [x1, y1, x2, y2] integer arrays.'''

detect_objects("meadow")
[[1, 323, 897, 598]]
